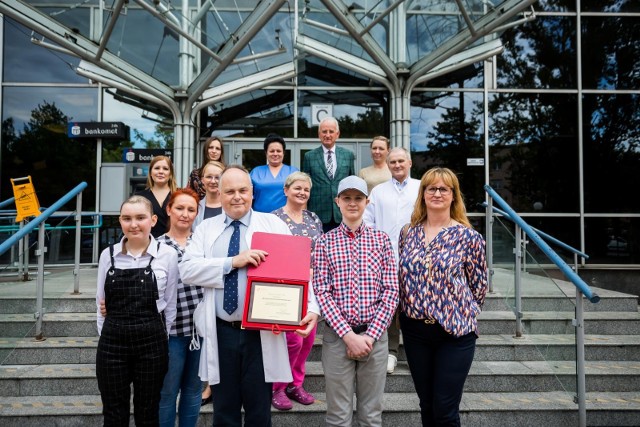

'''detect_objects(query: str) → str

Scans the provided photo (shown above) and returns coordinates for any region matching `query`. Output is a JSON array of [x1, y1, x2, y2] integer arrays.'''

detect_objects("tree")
[[1, 101, 96, 210]]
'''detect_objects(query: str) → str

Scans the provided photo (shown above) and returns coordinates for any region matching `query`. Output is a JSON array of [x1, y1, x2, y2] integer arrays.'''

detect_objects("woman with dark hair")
[[397, 167, 487, 426], [249, 133, 298, 212], [136, 155, 177, 238], [188, 136, 225, 200]]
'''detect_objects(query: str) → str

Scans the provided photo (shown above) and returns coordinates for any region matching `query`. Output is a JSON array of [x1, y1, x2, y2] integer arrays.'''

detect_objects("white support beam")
[[198, 63, 296, 110]]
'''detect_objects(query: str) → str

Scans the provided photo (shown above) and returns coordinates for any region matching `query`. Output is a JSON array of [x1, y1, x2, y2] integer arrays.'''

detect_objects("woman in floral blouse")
[[398, 167, 487, 426]]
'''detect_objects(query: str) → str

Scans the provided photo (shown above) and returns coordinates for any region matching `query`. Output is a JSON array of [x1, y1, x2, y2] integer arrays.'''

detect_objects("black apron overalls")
[[96, 244, 168, 427]]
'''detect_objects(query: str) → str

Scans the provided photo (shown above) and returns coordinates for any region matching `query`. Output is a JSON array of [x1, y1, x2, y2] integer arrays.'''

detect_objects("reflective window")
[[3, 17, 86, 83], [583, 94, 640, 213], [297, 90, 386, 139], [585, 217, 640, 264], [536, 0, 575, 12], [1, 86, 98, 209], [497, 16, 577, 89], [488, 92, 579, 213], [410, 91, 485, 211], [103, 9, 179, 86], [101, 90, 167, 158], [581, 17, 640, 90], [205, 90, 294, 138], [582, 0, 640, 13], [406, 8, 464, 65]]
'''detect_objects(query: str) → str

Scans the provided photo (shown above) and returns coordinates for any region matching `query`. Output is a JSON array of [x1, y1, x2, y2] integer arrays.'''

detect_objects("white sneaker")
[[387, 354, 397, 374]]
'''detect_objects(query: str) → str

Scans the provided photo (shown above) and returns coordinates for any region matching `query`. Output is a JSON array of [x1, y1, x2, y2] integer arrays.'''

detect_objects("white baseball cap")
[[337, 176, 368, 197]]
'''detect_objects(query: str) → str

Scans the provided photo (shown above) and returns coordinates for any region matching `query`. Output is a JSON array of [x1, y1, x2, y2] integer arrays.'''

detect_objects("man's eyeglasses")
[[425, 186, 452, 195], [203, 175, 220, 182]]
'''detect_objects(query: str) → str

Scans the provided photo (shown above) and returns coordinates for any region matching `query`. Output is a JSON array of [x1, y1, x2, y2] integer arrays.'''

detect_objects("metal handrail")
[[0, 182, 88, 256], [0, 212, 103, 232], [484, 184, 595, 427], [0, 197, 16, 209], [482, 202, 589, 260], [484, 185, 599, 303], [0, 182, 88, 341]]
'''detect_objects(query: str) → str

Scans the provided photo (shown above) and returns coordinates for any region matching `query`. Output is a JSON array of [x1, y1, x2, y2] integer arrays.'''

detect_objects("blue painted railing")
[[0, 182, 88, 256], [482, 203, 589, 260], [484, 185, 599, 303], [0, 197, 16, 209]]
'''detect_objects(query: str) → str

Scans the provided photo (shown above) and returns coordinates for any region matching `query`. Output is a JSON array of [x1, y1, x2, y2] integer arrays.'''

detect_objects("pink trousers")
[[273, 325, 317, 391]]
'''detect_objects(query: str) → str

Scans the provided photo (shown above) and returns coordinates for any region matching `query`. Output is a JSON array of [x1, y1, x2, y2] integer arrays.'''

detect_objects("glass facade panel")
[[488, 92, 579, 213], [585, 217, 640, 264], [203, 11, 295, 84], [497, 16, 577, 89], [3, 18, 85, 83], [102, 90, 162, 152], [581, 17, 640, 90], [205, 90, 294, 138], [297, 90, 387, 138], [103, 9, 179, 86], [536, 0, 575, 12], [1, 86, 98, 209], [582, 0, 640, 13], [410, 91, 485, 211], [583, 94, 640, 214], [406, 10, 464, 65]]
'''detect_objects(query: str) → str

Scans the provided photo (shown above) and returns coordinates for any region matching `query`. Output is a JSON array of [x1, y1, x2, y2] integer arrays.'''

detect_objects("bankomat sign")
[[68, 121, 129, 139], [122, 148, 173, 163]]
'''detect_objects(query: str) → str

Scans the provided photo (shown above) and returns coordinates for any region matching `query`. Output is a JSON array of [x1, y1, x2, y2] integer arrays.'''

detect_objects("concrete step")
[[1, 289, 636, 315], [2, 334, 640, 365], [0, 392, 639, 426], [2, 360, 639, 398], [0, 296, 96, 315], [482, 292, 639, 313], [0, 313, 97, 337], [477, 310, 640, 335], [3, 309, 638, 338]]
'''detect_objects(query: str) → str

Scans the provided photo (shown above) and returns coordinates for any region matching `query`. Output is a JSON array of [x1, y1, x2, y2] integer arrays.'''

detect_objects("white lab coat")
[[180, 210, 319, 385]]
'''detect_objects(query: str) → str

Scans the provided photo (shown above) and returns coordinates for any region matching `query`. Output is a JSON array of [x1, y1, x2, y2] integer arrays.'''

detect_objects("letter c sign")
[[311, 104, 333, 126]]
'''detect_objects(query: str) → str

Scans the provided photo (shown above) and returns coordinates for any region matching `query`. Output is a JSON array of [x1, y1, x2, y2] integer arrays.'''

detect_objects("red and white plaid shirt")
[[313, 222, 399, 341]]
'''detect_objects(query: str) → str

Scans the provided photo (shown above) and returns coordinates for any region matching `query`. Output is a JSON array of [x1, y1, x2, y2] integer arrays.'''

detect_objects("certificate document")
[[247, 281, 304, 325]]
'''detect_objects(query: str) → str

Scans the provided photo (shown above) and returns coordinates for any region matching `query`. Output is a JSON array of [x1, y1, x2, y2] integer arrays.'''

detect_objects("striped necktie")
[[326, 150, 334, 179]]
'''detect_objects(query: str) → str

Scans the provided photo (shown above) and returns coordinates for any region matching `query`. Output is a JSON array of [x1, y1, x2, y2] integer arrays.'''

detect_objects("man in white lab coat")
[[180, 165, 319, 426]]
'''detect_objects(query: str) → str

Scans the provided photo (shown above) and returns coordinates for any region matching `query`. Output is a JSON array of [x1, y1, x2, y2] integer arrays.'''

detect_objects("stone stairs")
[[1, 267, 639, 426]]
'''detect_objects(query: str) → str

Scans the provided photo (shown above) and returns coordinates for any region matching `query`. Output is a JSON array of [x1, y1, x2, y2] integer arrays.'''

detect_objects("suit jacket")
[[302, 146, 355, 224], [180, 210, 319, 385]]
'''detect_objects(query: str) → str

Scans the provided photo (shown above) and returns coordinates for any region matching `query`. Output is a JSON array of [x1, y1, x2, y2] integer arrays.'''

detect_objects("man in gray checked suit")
[[302, 117, 356, 232]]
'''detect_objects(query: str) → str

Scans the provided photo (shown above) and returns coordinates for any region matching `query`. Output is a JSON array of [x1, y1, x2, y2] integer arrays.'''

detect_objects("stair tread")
[[1, 391, 640, 416], [2, 360, 640, 380], [2, 310, 639, 322], [2, 333, 640, 348]]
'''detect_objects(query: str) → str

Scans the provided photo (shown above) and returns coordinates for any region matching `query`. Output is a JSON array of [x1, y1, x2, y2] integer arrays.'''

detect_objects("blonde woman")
[[397, 167, 487, 426], [136, 155, 177, 237]]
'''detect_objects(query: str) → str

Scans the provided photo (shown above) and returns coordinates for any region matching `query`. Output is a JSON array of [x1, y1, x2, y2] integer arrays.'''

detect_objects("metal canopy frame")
[[0, 0, 537, 175]]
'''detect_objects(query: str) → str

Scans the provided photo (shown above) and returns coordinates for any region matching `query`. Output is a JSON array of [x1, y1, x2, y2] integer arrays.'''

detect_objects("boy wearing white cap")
[[313, 175, 399, 426]]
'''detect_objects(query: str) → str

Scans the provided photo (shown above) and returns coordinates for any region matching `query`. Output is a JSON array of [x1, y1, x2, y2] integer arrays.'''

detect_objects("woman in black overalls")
[[96, 195, 179, 426]]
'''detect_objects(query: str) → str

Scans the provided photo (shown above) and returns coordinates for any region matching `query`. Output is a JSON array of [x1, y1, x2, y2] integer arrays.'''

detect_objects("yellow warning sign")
[[11, 176, 41, 222]]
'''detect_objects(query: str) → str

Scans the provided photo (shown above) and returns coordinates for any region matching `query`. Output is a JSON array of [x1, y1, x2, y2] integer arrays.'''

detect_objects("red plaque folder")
[[241, 232, 311, 332]]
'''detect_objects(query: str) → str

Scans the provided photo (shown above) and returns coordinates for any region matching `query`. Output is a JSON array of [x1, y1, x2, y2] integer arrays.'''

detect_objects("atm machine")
[[99, 149, 172, 214]]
